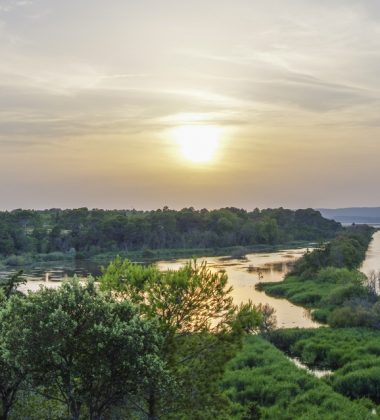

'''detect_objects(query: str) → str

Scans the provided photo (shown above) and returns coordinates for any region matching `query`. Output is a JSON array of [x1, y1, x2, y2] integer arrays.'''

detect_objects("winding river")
[[1, 246, 319, 328], [361, 230, 380, 277], [157, 248, 318, 328], [8, 229, 380, 330]]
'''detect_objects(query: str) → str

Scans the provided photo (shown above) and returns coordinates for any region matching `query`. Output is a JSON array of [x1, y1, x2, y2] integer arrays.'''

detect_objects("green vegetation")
[[0, 207, 340, 262], [0, 212, 377, 419], [99, 258, 268, 419], [2, 279, 167, 419], [268, 328, 380, 406], [257, 225, 377, 324], [0, 259, 269, 419], [90, 241, 312, 264], [222, 336, 376, 419]]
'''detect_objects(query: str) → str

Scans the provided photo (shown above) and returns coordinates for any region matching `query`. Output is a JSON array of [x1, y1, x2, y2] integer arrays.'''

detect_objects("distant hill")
[[318, 207, 380, 225]]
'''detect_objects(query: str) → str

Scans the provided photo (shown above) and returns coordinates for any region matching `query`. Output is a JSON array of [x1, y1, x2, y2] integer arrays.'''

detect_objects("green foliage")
[[0, 207, 340, 258], [258, 225, 377, 327], [9, 391, 66, 419], [230, 246, 249, 259], [0, 271, 28, 419], [3, 255, 32, 267], [333, 368, 380, 403], [222, 336, 374, 419], [0, 279, 167, 419], [0, 270, 26, 299], [268, 327, 380, 406], [291, 225, 374, 278], [100, 258, 267, 419]]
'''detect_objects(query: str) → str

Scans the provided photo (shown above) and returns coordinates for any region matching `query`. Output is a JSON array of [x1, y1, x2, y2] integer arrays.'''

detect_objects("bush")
[[222, 336, 373, 419], [333, 368, 380, 403], [4, 255, 32, 266], [315, 267, 364, 285], [35, 252, 72, 262], [268, 327, 380, 405]]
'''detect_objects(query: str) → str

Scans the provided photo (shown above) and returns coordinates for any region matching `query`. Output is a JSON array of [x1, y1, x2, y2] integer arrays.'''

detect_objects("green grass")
[[222, 335, 377, 419], [1, 241, 312, 268], [90, 241, 312, 264], [268, 328, 380, 405], [257, 267, 368, 323]]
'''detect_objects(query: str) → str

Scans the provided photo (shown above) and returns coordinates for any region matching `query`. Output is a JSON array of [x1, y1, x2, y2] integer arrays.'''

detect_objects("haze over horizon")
[[1, 0, 380, 210]]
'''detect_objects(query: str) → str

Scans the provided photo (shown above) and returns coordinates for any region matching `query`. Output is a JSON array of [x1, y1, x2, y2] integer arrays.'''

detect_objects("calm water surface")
[[2, 247, 319, 328], [157, 248, 319, 328], [361, 230, 380, 277], [0, 260, 101, 293]]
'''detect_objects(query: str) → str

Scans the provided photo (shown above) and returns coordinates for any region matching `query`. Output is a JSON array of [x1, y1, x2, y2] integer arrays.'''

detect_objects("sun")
[[174, 125, 221, 164]]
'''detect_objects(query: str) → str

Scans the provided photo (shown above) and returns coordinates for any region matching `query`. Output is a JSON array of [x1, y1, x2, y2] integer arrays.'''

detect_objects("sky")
[[1, 0, 380, 210]]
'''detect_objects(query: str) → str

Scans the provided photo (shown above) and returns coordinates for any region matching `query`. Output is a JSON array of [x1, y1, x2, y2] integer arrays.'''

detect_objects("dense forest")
[[0, 207, 340, 258]]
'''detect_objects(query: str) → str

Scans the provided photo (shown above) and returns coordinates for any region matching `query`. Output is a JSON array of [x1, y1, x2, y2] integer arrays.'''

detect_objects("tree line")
[[0, 207, 340, 257]]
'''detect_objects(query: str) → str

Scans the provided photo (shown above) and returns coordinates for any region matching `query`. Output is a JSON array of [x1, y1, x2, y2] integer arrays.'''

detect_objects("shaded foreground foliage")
[[269, 328, 380, 406], [222, 336, 376, 419], [99, 258, 268, 419], [0, 207, 340, 260], [0, 278, 168, 419], [257, 225, 379, 325], [0, 259, 268, 419]]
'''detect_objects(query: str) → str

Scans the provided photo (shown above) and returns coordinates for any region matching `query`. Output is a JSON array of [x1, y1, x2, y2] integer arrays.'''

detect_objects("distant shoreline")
[[0, 240, 315, 269]]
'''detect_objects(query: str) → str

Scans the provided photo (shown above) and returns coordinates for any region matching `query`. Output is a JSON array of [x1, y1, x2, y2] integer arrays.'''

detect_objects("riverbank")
[[222, 335, 377, 418], [257, 224, 375, 324], [0, 240, 314, 269], [2, 243, 318, 328]]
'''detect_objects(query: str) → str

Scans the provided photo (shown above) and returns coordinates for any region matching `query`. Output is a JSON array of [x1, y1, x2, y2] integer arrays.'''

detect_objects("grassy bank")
[[257, 225, 376, 324], [90, 240, 312, 264], [268, 328, 380, 406], [222, 335, 377, 419], [0, 240, 313, 268]]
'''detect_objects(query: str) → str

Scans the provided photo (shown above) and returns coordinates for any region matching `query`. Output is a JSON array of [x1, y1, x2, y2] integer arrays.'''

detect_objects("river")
[[360, 229, 380, 294], [157, 248, 318, 328], [361, 230, 380, 277], [0, 246, 318, 328]]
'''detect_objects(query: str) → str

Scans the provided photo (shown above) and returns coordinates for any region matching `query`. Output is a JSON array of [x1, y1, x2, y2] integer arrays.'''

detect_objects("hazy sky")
[[1, 0, 380, 210]]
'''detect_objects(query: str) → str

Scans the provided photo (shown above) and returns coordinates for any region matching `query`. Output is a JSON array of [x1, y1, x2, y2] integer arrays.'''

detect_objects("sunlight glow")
[[174, 125, 221, 164]]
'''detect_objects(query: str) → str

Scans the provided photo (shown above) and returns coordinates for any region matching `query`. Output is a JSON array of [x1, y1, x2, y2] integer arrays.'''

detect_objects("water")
[[1, 247, 319, 328], [361, 230, 380, 277], [288, 357, 332, 378], [157, 248, 319, 329], [0, 260, 101, 293]]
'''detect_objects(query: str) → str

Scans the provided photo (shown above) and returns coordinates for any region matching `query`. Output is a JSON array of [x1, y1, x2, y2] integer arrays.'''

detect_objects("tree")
[[100, 258, 265, 419], [0, 271, 25, 299], [0, 351, 25, 420], [0, 279, 168, 420], [0, 272, 27, 420]]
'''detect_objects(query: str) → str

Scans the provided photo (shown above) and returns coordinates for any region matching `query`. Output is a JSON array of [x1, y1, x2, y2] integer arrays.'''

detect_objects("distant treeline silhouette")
[[0, 207, 341, 257]]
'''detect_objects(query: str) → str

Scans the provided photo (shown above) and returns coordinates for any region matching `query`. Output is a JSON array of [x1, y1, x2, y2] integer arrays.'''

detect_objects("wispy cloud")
[[1, 0, 380, 208]]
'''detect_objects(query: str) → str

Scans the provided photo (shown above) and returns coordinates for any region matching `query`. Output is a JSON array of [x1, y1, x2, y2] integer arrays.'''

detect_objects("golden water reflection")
[[361, 230, 380, 277], [157, 248, 319, 329]]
